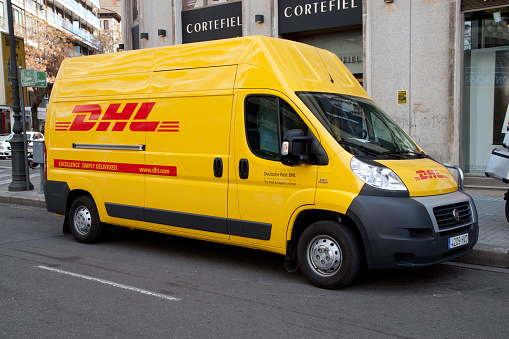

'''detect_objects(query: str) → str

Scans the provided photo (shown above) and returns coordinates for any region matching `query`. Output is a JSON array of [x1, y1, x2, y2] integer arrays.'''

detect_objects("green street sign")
[[37, 71, 47, 88], [20, 69, 47, 87], [21, 68, 37, 87]]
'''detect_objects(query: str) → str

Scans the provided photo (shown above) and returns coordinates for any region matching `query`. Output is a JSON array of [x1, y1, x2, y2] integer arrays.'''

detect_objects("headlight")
[[351, 157, 407, 191]]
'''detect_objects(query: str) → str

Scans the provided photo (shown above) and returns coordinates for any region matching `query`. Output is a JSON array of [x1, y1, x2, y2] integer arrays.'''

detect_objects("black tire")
[[297, 220, 361, 289], [505, 200, 509, 223], [69, 196, 105, 244]]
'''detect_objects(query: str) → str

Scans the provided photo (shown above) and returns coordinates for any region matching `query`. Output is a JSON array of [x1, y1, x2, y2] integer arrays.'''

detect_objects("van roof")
[[55, 36, 368, 99]]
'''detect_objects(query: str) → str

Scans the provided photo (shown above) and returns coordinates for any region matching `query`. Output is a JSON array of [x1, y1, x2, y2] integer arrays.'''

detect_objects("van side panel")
[[55, 74, 151, 100], [46, 99, 149, 229], [142, 67, 236, 239]]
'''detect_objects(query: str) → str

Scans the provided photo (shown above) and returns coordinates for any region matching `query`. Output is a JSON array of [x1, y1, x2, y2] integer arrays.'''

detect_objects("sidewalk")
[[1, 170, 508, 269]]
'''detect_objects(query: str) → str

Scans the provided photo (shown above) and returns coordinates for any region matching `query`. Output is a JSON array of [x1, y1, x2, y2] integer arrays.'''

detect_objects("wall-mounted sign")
[[398, 90, 408, 105], [278, 0, 362, 35], [182, 1, 242, 44]]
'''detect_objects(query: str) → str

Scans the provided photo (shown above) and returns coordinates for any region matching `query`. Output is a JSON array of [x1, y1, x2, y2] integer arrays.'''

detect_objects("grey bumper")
[[346, 191, 479, 269]]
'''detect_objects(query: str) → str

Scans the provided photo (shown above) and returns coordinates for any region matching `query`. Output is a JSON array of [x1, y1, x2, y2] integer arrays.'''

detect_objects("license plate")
[[448, 233, 469, 249]]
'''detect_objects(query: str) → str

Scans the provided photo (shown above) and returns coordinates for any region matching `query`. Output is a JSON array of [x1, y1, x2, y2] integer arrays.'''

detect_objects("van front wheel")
[[297, 221, 361, 289], [69, 196, 104, 244]]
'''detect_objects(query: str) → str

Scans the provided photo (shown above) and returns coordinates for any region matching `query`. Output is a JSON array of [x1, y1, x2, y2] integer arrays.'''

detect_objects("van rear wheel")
[[297, 220, 361, 289], [69, 196, 104, 244]]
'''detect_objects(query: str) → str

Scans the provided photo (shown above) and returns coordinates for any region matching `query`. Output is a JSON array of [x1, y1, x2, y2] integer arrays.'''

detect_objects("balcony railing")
[[53, 0, 100, 29], [45, 10, 99, 47]]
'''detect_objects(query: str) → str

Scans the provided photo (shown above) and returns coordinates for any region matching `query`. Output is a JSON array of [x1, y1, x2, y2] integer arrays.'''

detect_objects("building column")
[[363, 0, 461, 164], [243, 0, 274, 38]]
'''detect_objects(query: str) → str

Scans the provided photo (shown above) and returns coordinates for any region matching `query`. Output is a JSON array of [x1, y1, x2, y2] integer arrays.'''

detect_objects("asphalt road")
[[1, 203, 508, 339]]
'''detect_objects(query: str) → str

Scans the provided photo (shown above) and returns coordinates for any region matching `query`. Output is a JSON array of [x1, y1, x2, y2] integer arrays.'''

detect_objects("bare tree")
[[23, 21, 77, 132], [94, 28, 121, 54]]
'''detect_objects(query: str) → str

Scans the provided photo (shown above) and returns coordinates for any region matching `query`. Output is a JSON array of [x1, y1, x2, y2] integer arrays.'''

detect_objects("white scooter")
[[485, 132, 509, 222]]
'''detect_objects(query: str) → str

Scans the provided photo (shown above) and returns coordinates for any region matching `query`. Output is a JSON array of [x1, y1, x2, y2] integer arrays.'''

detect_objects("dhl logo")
[[55, 103, 179, 132], [414, 169, 447, 181]]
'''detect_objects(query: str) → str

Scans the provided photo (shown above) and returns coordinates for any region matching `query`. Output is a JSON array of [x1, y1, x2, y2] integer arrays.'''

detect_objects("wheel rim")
[[73, 206, 92, 236], [307, 235, 342, 277]]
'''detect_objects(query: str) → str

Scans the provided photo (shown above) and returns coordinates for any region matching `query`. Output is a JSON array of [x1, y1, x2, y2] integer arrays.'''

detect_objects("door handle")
[[239, 158, 249, 179], [213, 158, 223, 178]]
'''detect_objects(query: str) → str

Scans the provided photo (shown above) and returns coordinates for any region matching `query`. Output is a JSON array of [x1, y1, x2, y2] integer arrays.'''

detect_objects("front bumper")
[[346, 191, 478, 269]]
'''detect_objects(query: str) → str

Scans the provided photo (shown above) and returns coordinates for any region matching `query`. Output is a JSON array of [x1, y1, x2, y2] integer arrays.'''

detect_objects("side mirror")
[[281, 129, 313, 167]]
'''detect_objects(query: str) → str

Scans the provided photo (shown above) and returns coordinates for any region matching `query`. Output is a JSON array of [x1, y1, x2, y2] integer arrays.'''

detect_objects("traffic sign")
[[20, 69, 47, 87], [36, 71, 47, 87], [21, 68, 37, 87]]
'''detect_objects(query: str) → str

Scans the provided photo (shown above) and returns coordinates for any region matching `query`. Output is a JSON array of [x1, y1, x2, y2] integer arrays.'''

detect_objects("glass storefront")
[[463, 7, 509, 174], [297, 30, 363, 83], [183, 0, 234, 10]]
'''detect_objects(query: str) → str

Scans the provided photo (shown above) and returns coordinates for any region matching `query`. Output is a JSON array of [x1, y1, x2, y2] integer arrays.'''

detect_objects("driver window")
[[245, 96, 309, 161], [246, 96, 279, 160]]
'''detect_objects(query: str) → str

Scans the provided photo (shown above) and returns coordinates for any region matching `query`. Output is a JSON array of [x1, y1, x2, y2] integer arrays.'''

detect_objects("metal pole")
[[18, 66, 30, 191], [7, 0, 33, 191]]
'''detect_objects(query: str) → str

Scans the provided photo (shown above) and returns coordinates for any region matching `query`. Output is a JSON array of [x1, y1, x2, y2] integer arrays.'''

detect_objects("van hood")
[[376, 158, 458, 197]]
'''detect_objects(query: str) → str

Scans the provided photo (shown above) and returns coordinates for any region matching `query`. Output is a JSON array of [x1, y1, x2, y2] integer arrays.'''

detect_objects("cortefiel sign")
[[278, 0, 362, 35], [182, 1, 242, 44]]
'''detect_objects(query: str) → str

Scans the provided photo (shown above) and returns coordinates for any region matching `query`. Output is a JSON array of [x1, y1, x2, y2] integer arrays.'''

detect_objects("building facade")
[[99, 0, 121, 53], [121, 0, 509, 175], [0, 0, 101, 134], [99, 0, 121, 32]]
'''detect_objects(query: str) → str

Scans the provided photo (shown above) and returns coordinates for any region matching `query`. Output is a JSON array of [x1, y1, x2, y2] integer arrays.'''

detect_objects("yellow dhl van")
[[44, 36, 478, 289]]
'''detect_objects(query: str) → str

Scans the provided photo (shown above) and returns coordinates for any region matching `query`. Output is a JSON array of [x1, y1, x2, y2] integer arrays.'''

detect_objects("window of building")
[[245, 96, 309, 161], [27, 0, 37, 11], [13, 7, 24, 27], [463, 7, 509, 174], [104, 19, 109, 29], [0, 2, 4, 25], [183, 0, 236, 11]]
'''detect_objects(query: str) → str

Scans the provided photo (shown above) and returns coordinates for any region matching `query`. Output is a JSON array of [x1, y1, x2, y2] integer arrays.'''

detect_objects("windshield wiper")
[[381, 150, 428, 158], [338, 139, 381, 156]]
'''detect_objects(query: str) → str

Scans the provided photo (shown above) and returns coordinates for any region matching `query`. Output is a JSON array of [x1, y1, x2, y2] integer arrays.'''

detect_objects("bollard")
[[33, 140, 45, 192]]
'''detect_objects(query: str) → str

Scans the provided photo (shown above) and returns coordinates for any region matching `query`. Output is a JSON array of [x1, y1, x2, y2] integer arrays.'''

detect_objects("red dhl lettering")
[[55, 103, 180, 132], [414, 169, 447, 181]]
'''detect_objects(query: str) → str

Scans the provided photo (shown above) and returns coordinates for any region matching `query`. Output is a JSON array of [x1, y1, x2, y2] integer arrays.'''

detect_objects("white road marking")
[[37, 265, 180, 301]]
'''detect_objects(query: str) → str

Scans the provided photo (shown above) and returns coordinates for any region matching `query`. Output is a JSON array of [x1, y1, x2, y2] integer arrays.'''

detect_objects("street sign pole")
[[7, 0, 33, 191], [18, 66, 30, 190]]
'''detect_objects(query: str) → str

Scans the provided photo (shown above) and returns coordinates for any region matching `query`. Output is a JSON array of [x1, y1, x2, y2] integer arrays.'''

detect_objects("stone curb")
[[453, 244, 509, 269], [0, 194, 46, 209]]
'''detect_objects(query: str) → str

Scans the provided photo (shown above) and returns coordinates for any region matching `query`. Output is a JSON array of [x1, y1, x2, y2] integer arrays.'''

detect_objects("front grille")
[[433, 201, 472, 230], [439, 225, 470, 238]]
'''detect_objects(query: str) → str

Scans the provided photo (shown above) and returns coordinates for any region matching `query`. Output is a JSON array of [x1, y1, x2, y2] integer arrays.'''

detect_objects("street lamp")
[[6, 0, 33, 191]]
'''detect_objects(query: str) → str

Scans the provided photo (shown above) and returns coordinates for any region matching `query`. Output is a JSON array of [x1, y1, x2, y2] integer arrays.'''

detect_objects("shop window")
[[245, 96, 309, 161], [183, 0, 235, 11], [463, 7, 509, 174]]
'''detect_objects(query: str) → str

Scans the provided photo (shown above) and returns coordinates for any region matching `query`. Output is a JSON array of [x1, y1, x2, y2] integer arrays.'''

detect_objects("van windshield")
[[297, 92, 424, 158]]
